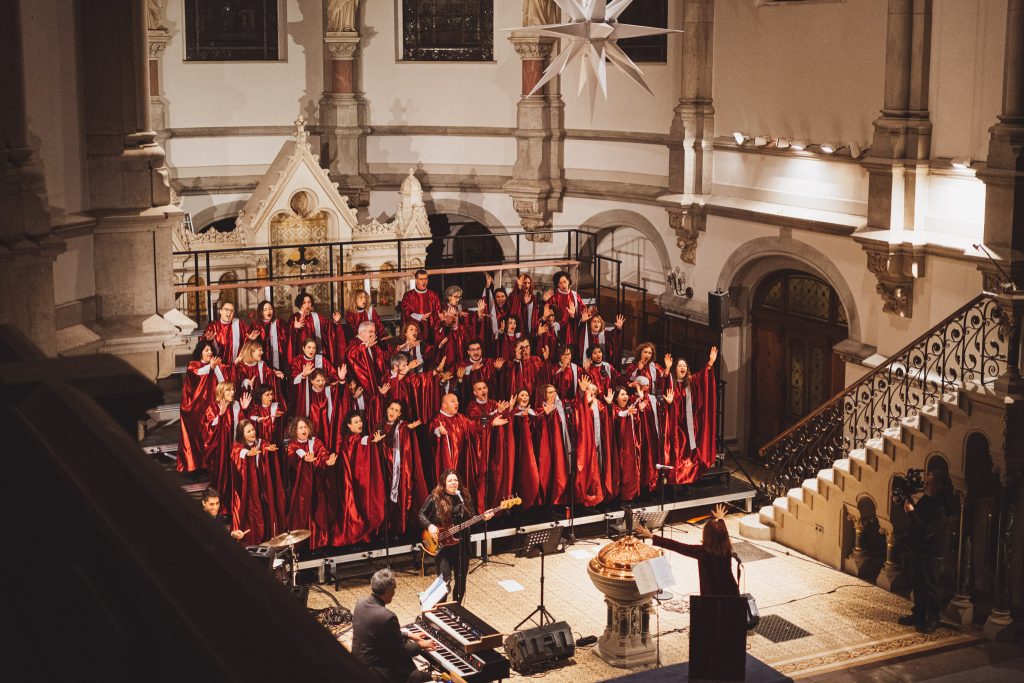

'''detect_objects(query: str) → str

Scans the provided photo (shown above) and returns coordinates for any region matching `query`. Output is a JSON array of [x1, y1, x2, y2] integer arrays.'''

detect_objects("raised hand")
[[567, 301, 577, 318], [439, 371, 454, 383], [498, 319, 506, 333], [210, 356, 222, 368], [265, 444, 279, 452], [352, 385, 364, 398], [406, 358, 423, 371], [494, 357, 506, 369], [240, 392, 252, 409], [203, 328, 216, 340], [303, 451, 317, 463], [543, 289, 554, 302], [422, 311, 432, 321], [436, 356, 447, 371], [626, 405, 638, 416], [293, 317, 304, 329], [332, 311, 342, 323], [302, 361, 315, 377], [638, 400, 648, 412], [712, 503, 728, 520], [379, 382, 392, 395], [496, 400, 510, 412], [477, 298, 487, 314], [541, 345, 550, 360], [247, 329, 260, 340], [339, 364, 348, 380], [605, 388, 614, 404], [491, 415, 509, 427], [664, 387, 675, 404], [407, 420, 422, 430], [438, 336, 449, 348], [537, 322, 549, 336], [372, 430, 386, 443], [543, 400, 556, 415], [581, 306, 593, 322], [583, 358, 592, 370], [664, 353, 673, 371], [326, 452, 338, 466], [274, 369, 285, 379], [634, 523, 653, 539], [615, 314, 625, 329], [708, 345, 719, 367]]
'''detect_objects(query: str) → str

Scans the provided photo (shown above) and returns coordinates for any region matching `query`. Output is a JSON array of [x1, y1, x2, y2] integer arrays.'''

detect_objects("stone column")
[[147, 1, 171, 146], [844, 511, 874, 578], [0, 0, 64, 353], [944, 489, 975, 627], [668, 0, 714, 198], [81, 0, 185, 379], [876, 526, 906, 591], [320, 24, 369, 208], [978, 0, 1024, 286], [983, 473, 1017, 641], [505, 8, 565, 243], [863, 0, 933, 231]]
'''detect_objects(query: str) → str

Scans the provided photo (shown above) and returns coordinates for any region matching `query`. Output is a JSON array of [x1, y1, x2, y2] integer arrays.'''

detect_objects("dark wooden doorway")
[[750, 270, 849, 451], [425, 216, 503, 300]]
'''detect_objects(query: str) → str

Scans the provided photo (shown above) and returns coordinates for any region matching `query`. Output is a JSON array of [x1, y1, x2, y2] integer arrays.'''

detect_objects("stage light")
[[820, 142, 838, 154], [753, 136, 770, 147], [733, 131, 749, 145], [951, 157, 972, 169], [791, 140, 807, 151], [775, 138, 791, 149]]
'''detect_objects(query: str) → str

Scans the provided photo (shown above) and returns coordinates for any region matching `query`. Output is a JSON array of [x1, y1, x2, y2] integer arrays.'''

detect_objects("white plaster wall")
[[160, 0, 324, 128], [168, 135, 300, 172], [923, 174, 986, 239], [180, 192, 252, 229], [20, 0, 87, 221], [53, 234, 95, 306], [713, 0, 887, 147], [595, 227, 667, 295], [360, 1, 519, 128], [713, 151, 869, 216], [930, 0, 1007, 161], [366, 135, 516, 171], [565, 140, 670, 185]]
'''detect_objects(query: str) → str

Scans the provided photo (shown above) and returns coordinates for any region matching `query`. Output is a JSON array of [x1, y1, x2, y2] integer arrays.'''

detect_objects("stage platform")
[[606, 653, 793, 682]]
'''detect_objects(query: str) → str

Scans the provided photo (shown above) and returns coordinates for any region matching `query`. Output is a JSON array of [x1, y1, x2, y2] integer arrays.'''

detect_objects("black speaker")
[[689, 595, 747, 681], [504, 621, 575, 673], [744, 592, 760, 630], [288, 585, 309, 607], [709, 289, 730, 331]]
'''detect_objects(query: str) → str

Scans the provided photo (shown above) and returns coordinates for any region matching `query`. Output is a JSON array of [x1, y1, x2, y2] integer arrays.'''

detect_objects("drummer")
[[201, 487, 247, 541]]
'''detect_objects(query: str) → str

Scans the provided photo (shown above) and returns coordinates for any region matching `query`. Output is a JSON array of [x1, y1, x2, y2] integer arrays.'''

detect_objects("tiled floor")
[[309, 515, 976, 681]]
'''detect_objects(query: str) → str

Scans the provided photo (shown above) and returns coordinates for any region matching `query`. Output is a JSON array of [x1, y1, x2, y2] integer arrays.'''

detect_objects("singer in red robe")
[[290, 337, 339, 409], [203, 301, 255, 363], [346, 321, 389, 394], [509, 390, 542, 509], [551, 346, 585, 405], [252, 300, 291, 372], [663, 347, 719, 484], [622, 342, 663, 388], [178, 340, 226, 473], [335, 412, 387, 545], [379, 401, 428, 535], [393, 321, 434, 372], [202, 381, 249, 507], [245, 385, 289, 491], [341, 288, 387, 342], [583, 345, 619, 398], [573, 378, 613, 506], [578, 310, 624, 367], [455, 340, 505, 405], [633, 376, 666, 492], [429, 393, 506, 491], [296, 369, 340, 450], [496, 317, 525, 363], [465, 382, 513, 511], [543, 271, 584, 348], [535, 384, 573, 506], [508, 273, 541, 336], [290, 292, 335, 364], [400, 269, 441, 339], [286, 417, 337, 550], [611, 388, 642, 501], [508, 338, 549, 401], [235, 339, 286, 411], [230, 420, 287, 544]]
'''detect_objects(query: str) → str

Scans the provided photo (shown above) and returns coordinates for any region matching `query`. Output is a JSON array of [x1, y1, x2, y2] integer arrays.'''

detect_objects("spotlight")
[[820, 142, 839, 154], [791, 140, 808, 151], [951, 157, 972, 169], [775, 138, 791, 150], [733, 131, 749, 145], [753, 136, 770, 147]]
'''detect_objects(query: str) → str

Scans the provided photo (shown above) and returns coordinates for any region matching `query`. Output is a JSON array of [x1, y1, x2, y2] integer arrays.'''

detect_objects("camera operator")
[[897, 470, 952, 633]]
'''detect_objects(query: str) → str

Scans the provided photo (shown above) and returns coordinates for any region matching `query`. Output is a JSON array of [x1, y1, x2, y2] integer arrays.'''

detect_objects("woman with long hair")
[[286, 416, 338, 550], [622, 341, 662, 388], [335, 411, 387, 546], [611, 386, 641, 501], [341, 288, 387, 342], [635, 504, 739, 596], [418, 469, 492, 604], [202, 380, 251, 506], [378, 400, 427, 535], [230, 419, 284, 544], [178, 339, 226, 476], [252, 299, 290, 372], [235, 338, 286, 410]]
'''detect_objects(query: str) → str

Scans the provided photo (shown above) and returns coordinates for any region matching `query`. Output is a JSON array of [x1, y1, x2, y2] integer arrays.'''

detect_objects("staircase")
[[739, 294, 1011, 576]]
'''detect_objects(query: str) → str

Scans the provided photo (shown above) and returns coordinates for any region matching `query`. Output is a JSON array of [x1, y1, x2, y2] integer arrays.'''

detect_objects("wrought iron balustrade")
[[760, 294, 1008, 501]]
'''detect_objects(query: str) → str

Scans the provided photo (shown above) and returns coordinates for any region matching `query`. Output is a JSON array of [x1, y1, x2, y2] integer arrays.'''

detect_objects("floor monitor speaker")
[[504, 621, 575, 673]]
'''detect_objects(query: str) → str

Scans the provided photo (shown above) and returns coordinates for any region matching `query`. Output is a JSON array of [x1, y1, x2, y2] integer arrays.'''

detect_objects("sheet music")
[[633, 555, 676, 594], [419, 575, 449, 611]]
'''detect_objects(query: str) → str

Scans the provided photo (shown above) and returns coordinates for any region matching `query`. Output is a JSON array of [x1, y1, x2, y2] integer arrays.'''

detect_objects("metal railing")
[[759, 294, 1008, 501]]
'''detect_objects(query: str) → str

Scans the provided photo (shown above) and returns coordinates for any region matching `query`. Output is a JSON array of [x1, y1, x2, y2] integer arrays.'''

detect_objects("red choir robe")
[[466, 399, 514, 511], [573, 396, 613, 507], [663, 366, 718, 484], [244, 401, 289, 491], [497, 332, 524, 363], [289, 311, 334, 364], [287, 437, 335, 550], [578, 325, 623, 368], [434, 308, 483, 371], [253, 318, 291, 372], [345, 340, 389, 395], [177, 360, 227, 473], [622, 359, 663, 388], [202, 401, 243, 505], [507, 356, 549, 400], [235, 359, 286, 411], [482, 287, 508, 357], [289, 352, 338, 414], [344, 307, 387, 342], [337, 389, 383, 445], [400, 287, 441, 339], [509, 408, 542, 509], [547, 289, 584, 347], [532, 324, 560, 362], [297, 383, 340, 451], [335, 433, 386, 545], [536, 399, 574, 506], [585, 361, 618, 398], [428, 411, 483, 487], [456, 358, 503, 405], [634, 392, 667, 491], [231, 439, 287, 544], [380, 419, 429, 534], [612, 408, 642, 501], [204, 318, 249, 363], [551, 363, 584, 405], [392, 339, 433, 372], [508, 289, 541, 335]]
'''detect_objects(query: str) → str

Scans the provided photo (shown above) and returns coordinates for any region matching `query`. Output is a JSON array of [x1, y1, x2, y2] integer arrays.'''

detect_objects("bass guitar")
[[421, 497, 521, 557]]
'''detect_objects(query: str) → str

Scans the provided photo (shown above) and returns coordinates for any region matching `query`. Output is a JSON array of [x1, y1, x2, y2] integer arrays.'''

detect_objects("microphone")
[[455, 490, 464, 502], [655, 464, 673, 471], [973, 243, 1017, 291]]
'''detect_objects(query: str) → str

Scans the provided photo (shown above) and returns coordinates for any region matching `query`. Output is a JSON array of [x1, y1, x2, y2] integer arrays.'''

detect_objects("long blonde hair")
[[236, 339, 263, 364], [214, 380, 235, 402]]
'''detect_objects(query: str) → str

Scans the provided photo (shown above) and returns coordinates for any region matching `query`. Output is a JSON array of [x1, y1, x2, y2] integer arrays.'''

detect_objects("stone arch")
[[716, 236, 862, 343], [424, 198, 515, 258], [191, 200, 246, 233], [579, 209, 672, 279]]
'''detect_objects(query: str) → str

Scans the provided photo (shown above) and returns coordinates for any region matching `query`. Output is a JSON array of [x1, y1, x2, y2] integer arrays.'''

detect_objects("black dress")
[[652, 535, 739, 596], [419, 492, 476, 603]]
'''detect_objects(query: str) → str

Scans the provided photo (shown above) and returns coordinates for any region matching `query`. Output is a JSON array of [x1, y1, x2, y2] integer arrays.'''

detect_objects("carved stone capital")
[[325, 32, 360, 59], [148, 30, 171, 57], [861, 243, 925, 318], [508, 34, 558, 60], [667, 206, 706, 265]]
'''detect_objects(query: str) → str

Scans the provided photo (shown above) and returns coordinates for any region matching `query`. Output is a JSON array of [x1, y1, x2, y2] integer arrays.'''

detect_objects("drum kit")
[[256, 528, 310, 587]]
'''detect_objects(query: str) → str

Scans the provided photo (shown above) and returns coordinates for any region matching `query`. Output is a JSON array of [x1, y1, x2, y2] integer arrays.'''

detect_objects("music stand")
[[514, 526, 563, 630], [634, 510, 672, 601]]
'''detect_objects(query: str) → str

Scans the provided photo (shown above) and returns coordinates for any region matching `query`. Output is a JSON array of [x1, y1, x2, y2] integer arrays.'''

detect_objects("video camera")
[[891, 467, 925, 505]]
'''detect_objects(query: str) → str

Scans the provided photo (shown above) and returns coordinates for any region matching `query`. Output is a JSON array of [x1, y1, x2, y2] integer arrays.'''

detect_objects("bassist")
[[419, 469, 492, 604]]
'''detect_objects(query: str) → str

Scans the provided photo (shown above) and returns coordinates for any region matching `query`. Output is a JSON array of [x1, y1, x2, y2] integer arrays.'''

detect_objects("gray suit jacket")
[[351, 594, 423, 683]]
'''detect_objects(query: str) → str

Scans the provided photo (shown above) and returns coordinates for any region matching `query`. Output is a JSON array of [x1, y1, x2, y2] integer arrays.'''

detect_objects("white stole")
[[390, 422, 403, 503], [268, 321, 281, 368]]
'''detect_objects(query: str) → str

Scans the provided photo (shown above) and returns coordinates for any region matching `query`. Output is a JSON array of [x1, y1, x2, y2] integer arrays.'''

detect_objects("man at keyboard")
[[352, 568, 436, 682]]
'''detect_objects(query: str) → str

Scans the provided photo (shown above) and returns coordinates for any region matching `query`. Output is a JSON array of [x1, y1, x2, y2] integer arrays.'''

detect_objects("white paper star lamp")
[[508, 0, 681, 107]]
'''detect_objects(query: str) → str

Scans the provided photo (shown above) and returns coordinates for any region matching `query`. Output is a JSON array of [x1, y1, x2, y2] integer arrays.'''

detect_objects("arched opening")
[[964, 432, 999, 615], [185, 275, 207, 321], [425, 215, 502, 300], [216, 271, 238, 312], [749, 269, 849, 450]]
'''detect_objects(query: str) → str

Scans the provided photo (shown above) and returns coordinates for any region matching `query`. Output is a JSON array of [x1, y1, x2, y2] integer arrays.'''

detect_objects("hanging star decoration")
[[510, 0, 681, 105]]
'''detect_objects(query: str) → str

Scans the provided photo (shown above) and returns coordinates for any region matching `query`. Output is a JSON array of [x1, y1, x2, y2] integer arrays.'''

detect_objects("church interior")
[[3, 0, 1024, 680]]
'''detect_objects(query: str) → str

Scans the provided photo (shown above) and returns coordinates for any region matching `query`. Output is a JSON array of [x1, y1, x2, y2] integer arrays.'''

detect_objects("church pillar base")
[[983, 609, 1015, 642], [943, 594, 974, 629], [0, 243, 63, 356]]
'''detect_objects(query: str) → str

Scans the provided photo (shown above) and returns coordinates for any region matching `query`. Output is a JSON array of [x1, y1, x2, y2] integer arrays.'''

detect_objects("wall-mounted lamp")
[[775, 138, 791, 149], [819, 142, 840, 154], [951, 157, 972, 169], [849, 142, 864, 158], [753, 135, 771, 147], [790, 140, 808, 151], [733, 131, 750, 145]]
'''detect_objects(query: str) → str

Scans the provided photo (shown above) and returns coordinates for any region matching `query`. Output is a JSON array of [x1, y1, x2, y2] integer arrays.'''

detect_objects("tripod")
[[514, 526, 562, 630]]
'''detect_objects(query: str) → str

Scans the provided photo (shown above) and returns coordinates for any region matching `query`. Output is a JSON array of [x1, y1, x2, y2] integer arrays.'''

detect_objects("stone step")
[[801, 478, 820, 496], [758, 505, 777, 526], [738, 514, 773, 541]]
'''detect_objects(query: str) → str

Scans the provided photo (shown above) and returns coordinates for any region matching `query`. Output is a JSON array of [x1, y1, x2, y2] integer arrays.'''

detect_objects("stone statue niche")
[[327, 0, 358, 32], [523, 0, 559, 26]]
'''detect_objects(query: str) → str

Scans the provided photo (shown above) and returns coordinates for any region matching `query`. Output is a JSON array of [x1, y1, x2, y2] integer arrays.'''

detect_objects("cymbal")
[[261, 529, 311, 548]]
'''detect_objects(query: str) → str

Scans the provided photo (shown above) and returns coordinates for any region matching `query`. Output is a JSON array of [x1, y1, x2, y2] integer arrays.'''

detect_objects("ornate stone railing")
[[760, 294, 1008, 501]]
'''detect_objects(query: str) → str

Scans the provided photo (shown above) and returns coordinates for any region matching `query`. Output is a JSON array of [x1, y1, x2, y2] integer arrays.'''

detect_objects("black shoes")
[[916, 618, 940, 634], [897, 614, 921, 626]]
